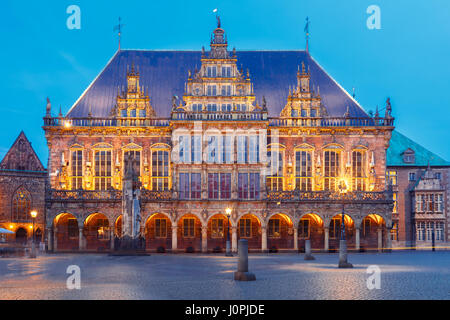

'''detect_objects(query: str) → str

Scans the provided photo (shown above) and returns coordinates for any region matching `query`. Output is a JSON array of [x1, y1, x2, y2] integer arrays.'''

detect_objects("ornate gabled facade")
[[386, 130, 450, 249], [43, 21, 396, 254], [0, 132, 46, 243]]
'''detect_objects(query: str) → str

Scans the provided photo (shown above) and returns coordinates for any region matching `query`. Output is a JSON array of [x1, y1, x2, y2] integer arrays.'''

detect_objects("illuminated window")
[[295, 150, 312, 191], [268, 219, 280, 238], [154, 218, 167, 238], [183, 218, 195, 238], [298, 219, 310, 238], [324, 151, 341, 191], [211, 218, 224, 238], [238, 218, 252, 238], [386, 170, 397, 186], [352, 151, 366, 191], [267, 149, 283, 191], [12, 187, 31, 222], [151, 149, 169, 191], [71, 149, 83, 190], [390, 222, 398, 241], [94, 150, 112, 190], [393, 192, 398, 213]]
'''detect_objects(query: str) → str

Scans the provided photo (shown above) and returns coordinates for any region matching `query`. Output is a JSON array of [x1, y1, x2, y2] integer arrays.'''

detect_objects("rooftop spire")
[[114, 17, 125, 51], [304, 17, 310, 53]]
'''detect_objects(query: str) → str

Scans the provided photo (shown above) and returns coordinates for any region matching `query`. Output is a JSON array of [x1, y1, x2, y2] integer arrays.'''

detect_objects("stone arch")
[[114, 215, 123, 237], [237, 213, 262, 251], [53, 213, 79, 251], [206, 213, 232, 252], [177, 213, 202, 252], [83, 213, 110, 252], [359, 213, 387, 251], [298, 213, 325, 251], [145, 213, 172, 252], [328, 214, 355, 252], [267, 213, 294, 251], [15, 227, 28, 244]]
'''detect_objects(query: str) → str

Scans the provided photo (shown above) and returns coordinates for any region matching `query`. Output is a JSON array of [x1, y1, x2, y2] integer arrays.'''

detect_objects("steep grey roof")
[[67, 50, 368, 119]]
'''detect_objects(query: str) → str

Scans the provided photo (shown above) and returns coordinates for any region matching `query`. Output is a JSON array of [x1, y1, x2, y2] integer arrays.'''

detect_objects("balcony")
[[268, 116, 394, 127], [266, 190, 392, 202], [171, 111, 267, 121], [43, 117, 170, 128]]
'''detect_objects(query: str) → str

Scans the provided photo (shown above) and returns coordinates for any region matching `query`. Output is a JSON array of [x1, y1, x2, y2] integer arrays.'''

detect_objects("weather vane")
[[114, 17, 125, 51]]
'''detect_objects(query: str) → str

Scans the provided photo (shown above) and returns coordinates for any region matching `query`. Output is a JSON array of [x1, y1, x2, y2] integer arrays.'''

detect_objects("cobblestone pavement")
[[0, 251, 448, 300]]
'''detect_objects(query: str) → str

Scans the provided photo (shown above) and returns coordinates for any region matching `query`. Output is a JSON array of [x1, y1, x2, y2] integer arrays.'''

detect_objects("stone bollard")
[[338, 240, 353, 268], [304, 239, 315, 260], [234, 239, 256, 281]]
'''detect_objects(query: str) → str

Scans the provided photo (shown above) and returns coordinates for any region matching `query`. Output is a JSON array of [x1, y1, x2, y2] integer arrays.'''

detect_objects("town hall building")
[[42, 21, 398, 253]]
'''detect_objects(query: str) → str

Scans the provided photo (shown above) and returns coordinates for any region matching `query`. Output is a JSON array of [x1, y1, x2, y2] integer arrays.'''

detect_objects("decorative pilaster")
[[231, 226, 237, 253], [261, 226, 267, 252]]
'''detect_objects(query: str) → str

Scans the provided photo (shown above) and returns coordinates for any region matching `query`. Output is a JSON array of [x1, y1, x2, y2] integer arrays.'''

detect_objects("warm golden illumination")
[[29, 225, 33, 229], [338, 179, 349, 194], [64, 121, 72, 128], [30, 210, 38, 218], [225, 208, 232, 216], [9, 225, 13, 230]]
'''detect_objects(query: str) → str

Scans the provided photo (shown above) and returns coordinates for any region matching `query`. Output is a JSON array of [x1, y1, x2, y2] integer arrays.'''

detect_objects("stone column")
[[293, 227, 298, 251], [79, 228, 84, 251], [355, 227, 360, 252], [231, 226, 237, 253], [171, 226, 178, 252], [386, 226, 392, 252], [261, 226, 267, 252], [53, 227, 58, 252], [324, 227, 329, 252], [110, 230, 115, 251], [201, 226, 208, 253], [47, 227, 53, 252], [378, 227, 383, 252]]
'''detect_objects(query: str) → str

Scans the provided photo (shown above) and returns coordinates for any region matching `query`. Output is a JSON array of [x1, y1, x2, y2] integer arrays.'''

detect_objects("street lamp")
[[225, 208, 233, 257], [337, 180, 352, 268], [30, 210, 37, 259]]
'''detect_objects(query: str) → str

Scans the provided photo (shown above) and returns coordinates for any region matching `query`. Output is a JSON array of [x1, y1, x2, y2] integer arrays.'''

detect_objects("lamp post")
[[338, 181, 352, 268], [30, 210, 37, 259], [225, 208, 233, 257]]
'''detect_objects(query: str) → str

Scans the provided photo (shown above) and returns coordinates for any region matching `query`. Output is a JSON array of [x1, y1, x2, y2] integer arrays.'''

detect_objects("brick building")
[[43, 22, 395, 253], [386, 131, 449, 249], [0, 132, 46, 243]]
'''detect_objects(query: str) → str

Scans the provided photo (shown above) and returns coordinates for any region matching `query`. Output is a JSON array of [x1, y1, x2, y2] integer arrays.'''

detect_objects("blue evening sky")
[[0, 0, 449, 164]]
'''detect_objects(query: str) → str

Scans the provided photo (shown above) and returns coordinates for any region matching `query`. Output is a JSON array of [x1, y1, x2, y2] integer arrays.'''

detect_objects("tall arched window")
[[151, 147, 170, 191], [324, 150, 341, 191], [352, 150, 366, 191], [267, 146, 284, 191], [12, 187, 31, 222], [295, 150, 313, 191]]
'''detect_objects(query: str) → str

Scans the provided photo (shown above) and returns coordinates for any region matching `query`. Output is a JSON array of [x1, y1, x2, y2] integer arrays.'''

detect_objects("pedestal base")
[[338, 260, 353, 268], [234, 271, 256, 281], [304, 254, 315, 260]]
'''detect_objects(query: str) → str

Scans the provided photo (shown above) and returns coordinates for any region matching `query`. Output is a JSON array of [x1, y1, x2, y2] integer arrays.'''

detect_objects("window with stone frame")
[[183, 218, 195, 238], [386, 170, 398, 186], [238, 173, 260, 200], [298, 218, 310, 238], [324, 150, 341, 191], [268, 219, 281, 238], [70, 149, 83, 190], [154, 218, 167, 238], [12, 187, 31, 222], [94, 150, 112, 190], [295, 150, 312, 191], [211, 218, 224, 238], [238, 218, 252, 238], [267, 148, 284, 191], [416, 222, 425, 241], [390, 222, 398, 241], [329, 218, 341, 239], [179, 173, 201, 200], [352, 150, 366, 191], [151, 149, 169, 191]]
